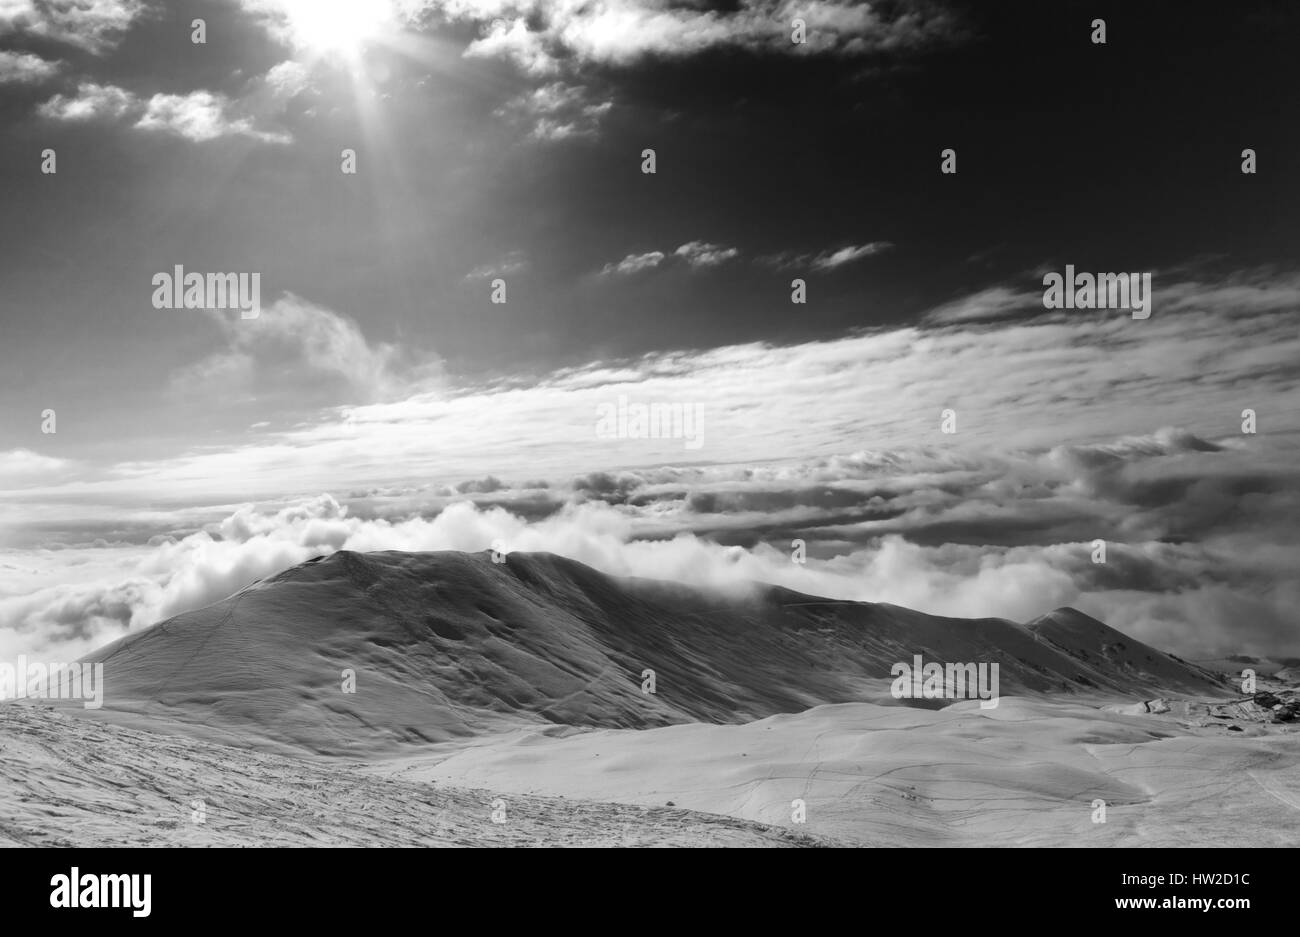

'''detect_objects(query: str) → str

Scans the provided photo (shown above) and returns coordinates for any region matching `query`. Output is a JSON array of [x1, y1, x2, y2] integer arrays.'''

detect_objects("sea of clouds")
[[2, 425, 1296, 663]]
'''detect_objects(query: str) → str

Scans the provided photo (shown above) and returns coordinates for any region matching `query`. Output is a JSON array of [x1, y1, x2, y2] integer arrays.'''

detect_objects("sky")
[[1, 0, 1298, 663]]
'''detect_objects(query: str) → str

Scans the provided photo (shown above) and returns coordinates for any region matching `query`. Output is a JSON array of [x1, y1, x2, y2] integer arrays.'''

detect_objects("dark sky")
[[553, 0, 1300, 352]]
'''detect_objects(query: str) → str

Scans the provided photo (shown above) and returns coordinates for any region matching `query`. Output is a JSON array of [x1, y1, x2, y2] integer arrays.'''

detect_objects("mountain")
[[77, 550, 1227, 755]]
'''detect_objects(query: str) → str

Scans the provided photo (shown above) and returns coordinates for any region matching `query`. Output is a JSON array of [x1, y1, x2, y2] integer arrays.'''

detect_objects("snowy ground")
[[0, 703, 832, 847], [5, 685, 1295, 847], [390, 690, 1300, 847]]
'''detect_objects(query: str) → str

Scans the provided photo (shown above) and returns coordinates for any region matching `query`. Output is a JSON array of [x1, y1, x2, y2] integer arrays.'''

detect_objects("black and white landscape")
[[1, 0, 1298, 849]]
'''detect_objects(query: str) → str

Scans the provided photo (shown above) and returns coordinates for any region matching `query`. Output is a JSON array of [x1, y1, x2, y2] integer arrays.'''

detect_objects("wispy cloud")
[[811, 242, 893, 270], [760, 241, 893, 271], [600, 249, 665, 276], [674, 240, 741, 269], [921, 285, 1042, 326], [601, 240, 741, 275], [169, 293, 444, 407], [465, 250, 529, 280]]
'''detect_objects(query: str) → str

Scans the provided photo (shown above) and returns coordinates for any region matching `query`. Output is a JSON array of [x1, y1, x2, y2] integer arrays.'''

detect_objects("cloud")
[[0, 0, 148, 53], [169, 293, 444, 406], [36, 65, 306, 141], [0, 265, 1292, 511], [600, 249, 665, 276], [262, 60, 313, 99], [921, 285, 1042, 325], [462, 11, 555, 74], [135, 90, 291, 144], [455, 475, 505, 494], [760, 241, 893, 271], [37, 80, 135, 120], [674, 240, 741, 268], [601, 240, 740, 275], [1156, 268, 1300, 316], [810, 242, 893, 270], [0, 449, 73, 488], [495, 80, 612, 141], [428, 0, 965, 75], [465, 250, 529, 280], [0, 50, 61, 83]]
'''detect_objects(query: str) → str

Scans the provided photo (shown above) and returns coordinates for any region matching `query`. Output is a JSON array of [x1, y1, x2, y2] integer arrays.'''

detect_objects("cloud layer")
[[3, 425, 1296, 665]]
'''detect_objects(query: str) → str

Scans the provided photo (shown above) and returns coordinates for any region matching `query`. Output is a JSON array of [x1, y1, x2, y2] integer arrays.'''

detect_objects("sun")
[[273, 0, 397, 58]]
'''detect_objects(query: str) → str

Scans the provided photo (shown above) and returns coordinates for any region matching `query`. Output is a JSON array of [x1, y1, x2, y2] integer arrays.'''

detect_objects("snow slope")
[[401, 696, 1300, 847], [0, 703, 831, 847]]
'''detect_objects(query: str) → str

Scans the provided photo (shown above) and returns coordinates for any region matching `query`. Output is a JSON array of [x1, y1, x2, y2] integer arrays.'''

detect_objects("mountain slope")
[[77, 550, 1228, 755]]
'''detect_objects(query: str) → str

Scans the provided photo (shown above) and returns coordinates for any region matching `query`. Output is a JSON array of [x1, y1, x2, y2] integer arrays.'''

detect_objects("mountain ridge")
[[76, 549, 1228, 755]]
